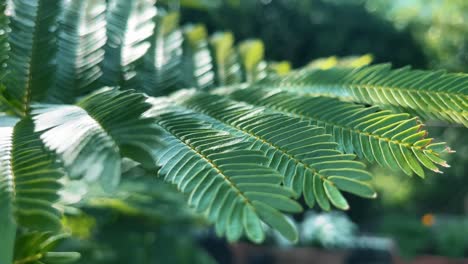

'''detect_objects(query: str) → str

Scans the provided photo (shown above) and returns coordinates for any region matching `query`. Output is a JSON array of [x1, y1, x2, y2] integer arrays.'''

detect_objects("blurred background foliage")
[[178, 0, 468, 72], [61, 0, 467, 262]]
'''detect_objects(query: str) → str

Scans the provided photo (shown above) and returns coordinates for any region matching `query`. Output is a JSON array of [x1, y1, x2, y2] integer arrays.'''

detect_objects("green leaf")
[[320, 168, 372, 181], [329, 176, 376, 198], [226, 201, 243, 242], [323, 181, 349, 210], [244, 192, 302, 213], [303, 170, 315, 207], [243, 205, 265, 243], [400, 144, 425, 178], [313, 174, 330, 211], [236, 183, 296, 197], [253, 201, 298, 242]]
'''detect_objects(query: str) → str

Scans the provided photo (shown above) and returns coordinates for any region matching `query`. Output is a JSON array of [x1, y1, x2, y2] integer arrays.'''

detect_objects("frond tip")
[[231, 88, 452, 178]]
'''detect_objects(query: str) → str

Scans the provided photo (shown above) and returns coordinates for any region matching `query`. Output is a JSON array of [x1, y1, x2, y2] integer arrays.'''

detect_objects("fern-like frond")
[[5, 0, 60, 114], [181, 24, 215, 89], [149, 110, 301, 243], [230, 88, 452, 177], [139, 11, 183, 96], [238, 40, 267, 82], [255, 64, 468, 126], [102, 0, 156, 86], [47, 0, 107, 103], [0, 118, 64, 264], [31, 89, 161, 190], [13, 232, 80, 264], [210, 32, 242, 86], [176, 91, 376, 210]]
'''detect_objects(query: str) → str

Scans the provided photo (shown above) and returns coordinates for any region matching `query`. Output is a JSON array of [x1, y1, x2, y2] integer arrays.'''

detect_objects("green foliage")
[[255, 64, 468, 127], [230, 88, 451, 177], [151, 110, 300, 243], [238, 40, 267, 82], [179, 92, 375, 208], [48, 0, 107, 103], [102, 0, 156, 87], [31, 89, 161, 190], [0, 118, 64, 264], [181, 24, 215, 89], [0, 0, 465, 262], [139, 11, 184, 96], [5, 0, 60, 114], [209, 32, 242, 85]]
